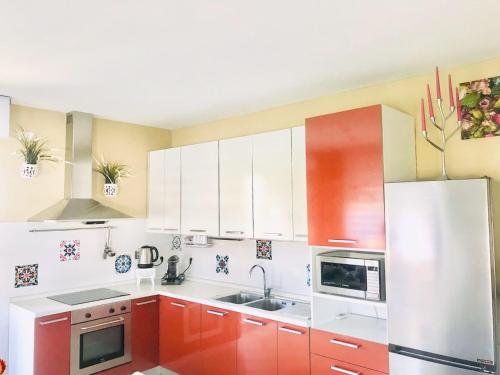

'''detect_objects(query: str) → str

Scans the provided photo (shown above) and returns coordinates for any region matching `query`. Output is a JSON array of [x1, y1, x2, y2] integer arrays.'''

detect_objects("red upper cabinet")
[[159, 296, 201, 375], [34, 312, 71, 375], [200, 305, 239, 375], [277, 323, 310, 375], [131, 296, 159, 372], [305, 105, 415, 250], [237, 313, 278, 375]]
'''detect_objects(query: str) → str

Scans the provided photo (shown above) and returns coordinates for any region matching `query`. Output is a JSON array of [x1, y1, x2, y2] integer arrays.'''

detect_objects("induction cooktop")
[[47, 288, 130, 306]]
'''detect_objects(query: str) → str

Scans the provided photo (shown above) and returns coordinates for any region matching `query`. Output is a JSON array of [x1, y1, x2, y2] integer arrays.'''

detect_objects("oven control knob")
[[109, 308, 115, 314], [120, 306, 127, 311], [85, 313, 91, 319]]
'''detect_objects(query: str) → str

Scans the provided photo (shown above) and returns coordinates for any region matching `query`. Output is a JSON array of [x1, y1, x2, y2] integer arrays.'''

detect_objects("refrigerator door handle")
[[389, 345, 491, 373]]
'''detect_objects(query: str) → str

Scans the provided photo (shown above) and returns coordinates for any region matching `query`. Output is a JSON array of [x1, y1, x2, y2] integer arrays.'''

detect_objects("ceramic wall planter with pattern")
[[20, 163, 38, 179], [104, 183, 118, 197]]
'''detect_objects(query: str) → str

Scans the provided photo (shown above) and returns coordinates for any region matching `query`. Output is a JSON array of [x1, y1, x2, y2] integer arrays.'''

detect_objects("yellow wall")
[[171, 56, 500, 182], [0, 105, 171, 222]]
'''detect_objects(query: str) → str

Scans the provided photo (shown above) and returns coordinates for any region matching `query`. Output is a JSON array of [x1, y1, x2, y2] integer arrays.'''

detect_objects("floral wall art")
[[459, 76, 500, 139]]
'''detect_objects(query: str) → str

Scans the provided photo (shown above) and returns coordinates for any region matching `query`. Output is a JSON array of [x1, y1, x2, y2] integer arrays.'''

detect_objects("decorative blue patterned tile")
[[256, 240, 272, 260], [115, 255, 132, 274], [172, 235, 182, 251], [15, 264, 38, 288], [216, 255, 229, 275], [306, 264, 311, 287], [59, 240, 80, 261]]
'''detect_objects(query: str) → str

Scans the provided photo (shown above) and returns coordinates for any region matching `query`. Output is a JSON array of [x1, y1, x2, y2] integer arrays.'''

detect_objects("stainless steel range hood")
[[29, 112, 131, 222]]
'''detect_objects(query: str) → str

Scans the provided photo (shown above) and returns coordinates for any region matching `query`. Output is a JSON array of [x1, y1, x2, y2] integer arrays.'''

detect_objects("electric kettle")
[[135, 245, 159, 268]]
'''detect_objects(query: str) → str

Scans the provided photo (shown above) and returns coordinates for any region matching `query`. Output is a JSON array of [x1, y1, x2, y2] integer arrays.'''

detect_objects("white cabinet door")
[[147, 150, 165, 231], [163, 147, 181, 233], [253, 129, 293, 240], [292, 126, 308, 241], [181, 141, 219, 236], [219, 136, 253, 239]]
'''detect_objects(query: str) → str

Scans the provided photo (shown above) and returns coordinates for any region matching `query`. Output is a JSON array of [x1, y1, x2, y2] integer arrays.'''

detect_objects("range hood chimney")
[[29, 112, 131, 222]]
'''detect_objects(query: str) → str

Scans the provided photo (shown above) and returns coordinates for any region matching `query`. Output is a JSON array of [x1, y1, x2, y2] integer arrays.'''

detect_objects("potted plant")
[[94, 158, 131, 197], [15, 128, 57, 179]]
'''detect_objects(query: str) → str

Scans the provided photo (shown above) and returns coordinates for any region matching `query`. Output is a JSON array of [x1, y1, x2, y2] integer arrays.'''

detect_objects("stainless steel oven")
[[316, 251, 385, 301], [70, 300, 131, 375]]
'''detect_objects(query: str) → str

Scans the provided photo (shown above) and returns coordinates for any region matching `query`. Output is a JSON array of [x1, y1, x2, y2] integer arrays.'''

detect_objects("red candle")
[[435, 66, 442, 99], [421, 98, 427, 131], [448, 74, 454, 108], [456, 87, 462, 121], [426, 84, 435, 118]]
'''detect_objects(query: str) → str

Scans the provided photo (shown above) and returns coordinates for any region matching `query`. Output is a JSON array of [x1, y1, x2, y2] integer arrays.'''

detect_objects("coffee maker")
[[161, 255, 193, 285]]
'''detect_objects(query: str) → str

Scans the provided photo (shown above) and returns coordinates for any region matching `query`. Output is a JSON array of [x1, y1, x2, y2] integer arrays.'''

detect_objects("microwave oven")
[[316, 251, 385, 301]]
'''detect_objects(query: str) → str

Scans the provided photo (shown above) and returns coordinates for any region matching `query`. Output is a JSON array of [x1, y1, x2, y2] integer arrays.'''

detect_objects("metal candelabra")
[[421, 68, 463, 180]]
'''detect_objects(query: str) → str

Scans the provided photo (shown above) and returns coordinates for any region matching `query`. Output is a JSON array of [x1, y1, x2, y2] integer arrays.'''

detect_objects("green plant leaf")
[[491, 84, 500, 96], [461, 92, 481, 108]]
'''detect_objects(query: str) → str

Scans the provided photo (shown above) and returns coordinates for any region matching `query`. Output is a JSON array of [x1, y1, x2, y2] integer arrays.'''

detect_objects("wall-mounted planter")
[[20, 163, 39, 179], [104, 183, 118, 198]]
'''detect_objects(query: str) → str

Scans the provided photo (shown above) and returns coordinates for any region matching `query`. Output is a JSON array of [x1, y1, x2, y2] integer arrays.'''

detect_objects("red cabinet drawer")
[[310, 329, 388, 373], [278, 322, 310, 375], [311, 354, 386, 375]]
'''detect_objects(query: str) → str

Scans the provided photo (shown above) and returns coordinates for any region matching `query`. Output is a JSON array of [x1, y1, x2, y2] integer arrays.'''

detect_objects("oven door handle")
[[80, 317, 125, 331]]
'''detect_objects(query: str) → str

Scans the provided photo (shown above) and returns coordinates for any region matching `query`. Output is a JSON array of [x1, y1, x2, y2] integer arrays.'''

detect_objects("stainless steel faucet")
[[249, 264, 271, 298]]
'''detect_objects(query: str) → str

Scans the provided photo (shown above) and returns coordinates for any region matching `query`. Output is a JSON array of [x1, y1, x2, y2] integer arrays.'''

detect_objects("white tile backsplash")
[[180, 239, 311, 297]]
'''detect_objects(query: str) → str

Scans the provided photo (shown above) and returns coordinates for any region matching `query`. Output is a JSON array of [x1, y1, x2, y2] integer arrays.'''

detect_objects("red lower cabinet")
[[311, 354, 386, 375], [277, 323, 310, 375], [237, 313, 278, 375], [159, 296, 201, 375], [200, 305, 239, 375], [34, 312, 71, 375], [310, 329, 388, 374], [131, 296, 159, 372]]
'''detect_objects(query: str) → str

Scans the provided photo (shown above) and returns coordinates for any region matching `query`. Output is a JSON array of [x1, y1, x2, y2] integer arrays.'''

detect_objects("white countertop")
[[10, 279, 312, 327], [315, 313, 388, 344]]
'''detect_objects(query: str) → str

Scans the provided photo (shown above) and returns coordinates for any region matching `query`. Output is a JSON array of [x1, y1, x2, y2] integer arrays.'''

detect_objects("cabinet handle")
[[135, 299, 157, 306], [263, 232, 282, 236], [278, 327, 304, 335], [327, 239, 357, 244], [190, 229, 206, 233], [39, 317, 68, 326], [225, 231, 244, 235], [243, 318, 264, 326], [295, 234, 308, 238], [164, 228, 179, 232], [80, 318, 124, 330], [207, 310, 227, 317], [329, 339, 360, 349], [148, 227, 162, 230], [330, 365, 360, 375], [170, 302, 186, 308]]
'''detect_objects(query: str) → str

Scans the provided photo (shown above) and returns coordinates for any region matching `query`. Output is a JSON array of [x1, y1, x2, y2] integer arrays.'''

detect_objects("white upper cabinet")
[[252, 129, 293, 241], [181, 141, 219, 237], [163, 147, 181, 233], [147, 150, 165, 231], [292, 126, 308, 241], [219, 136, 254, 239]]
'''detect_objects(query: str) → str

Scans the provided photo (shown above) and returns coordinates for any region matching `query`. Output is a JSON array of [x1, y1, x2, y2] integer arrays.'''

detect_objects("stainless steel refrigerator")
[[385, 178, 497, 374]]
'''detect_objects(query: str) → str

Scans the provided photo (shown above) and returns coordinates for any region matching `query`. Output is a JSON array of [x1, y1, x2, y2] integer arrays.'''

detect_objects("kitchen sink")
[[245, 298, 296, 311], [216, 292, 262, 304]]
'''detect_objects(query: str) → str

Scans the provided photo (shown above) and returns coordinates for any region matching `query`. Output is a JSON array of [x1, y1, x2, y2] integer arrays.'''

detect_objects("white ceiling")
[[0, 0, 499, 129]]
